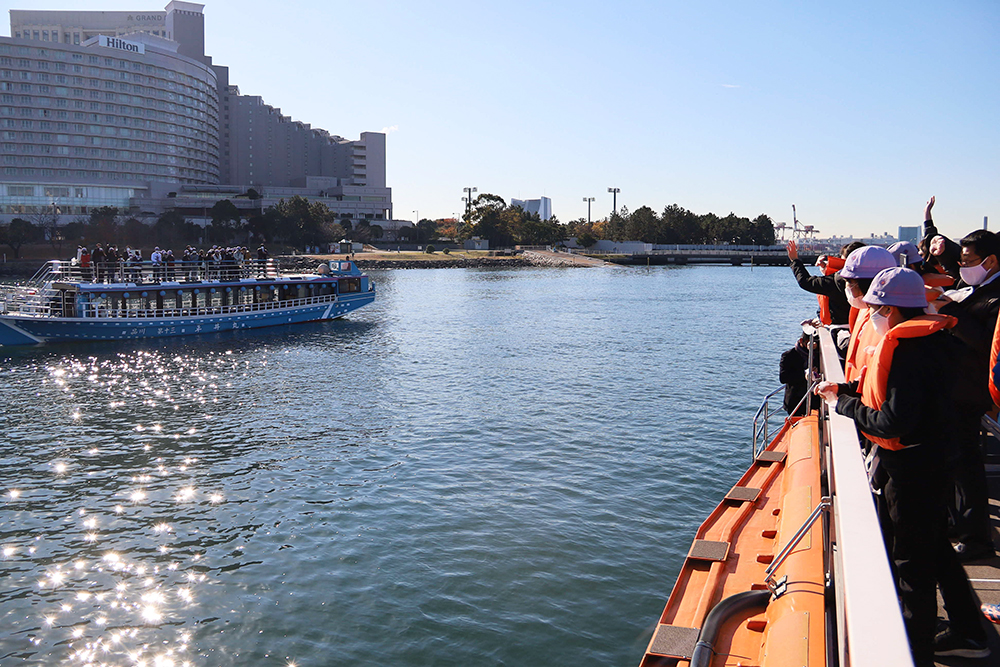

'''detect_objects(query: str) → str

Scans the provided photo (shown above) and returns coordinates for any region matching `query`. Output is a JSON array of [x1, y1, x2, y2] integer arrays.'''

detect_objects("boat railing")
[[816, 326, 914, 667], [751, 380, 821, 461], [751, 386, 786, 460], [28, 258, 281, 286], [78, 293, 340, 320], [0, 283, 52, 315]]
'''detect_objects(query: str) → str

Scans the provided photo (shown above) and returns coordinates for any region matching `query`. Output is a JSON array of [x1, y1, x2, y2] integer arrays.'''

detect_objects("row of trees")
[[0, 193, 777, 258], [0, 197, 386, 258], [570, 205, 776, 247], [461, 194, 567, 247], [424, 195, 775, 248]]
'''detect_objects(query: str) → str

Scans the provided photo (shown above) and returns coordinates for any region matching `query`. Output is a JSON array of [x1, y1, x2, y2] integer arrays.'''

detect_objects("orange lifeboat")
[[640, 414, 826, 667]]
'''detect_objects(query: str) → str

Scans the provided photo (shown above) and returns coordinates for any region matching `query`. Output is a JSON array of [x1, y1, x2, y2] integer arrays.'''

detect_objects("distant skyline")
[[4, 0, 997, 240]]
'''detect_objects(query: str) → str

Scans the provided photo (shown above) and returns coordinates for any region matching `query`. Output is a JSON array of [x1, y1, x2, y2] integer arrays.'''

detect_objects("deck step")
[[648, 624, 700, 658]]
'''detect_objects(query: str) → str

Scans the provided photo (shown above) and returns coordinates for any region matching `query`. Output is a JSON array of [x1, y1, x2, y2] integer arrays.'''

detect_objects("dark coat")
[[790, 259, 851, 325]]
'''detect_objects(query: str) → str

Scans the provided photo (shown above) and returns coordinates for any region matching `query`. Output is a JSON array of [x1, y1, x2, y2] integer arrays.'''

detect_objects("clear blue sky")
[[5, 0, 998, 240]]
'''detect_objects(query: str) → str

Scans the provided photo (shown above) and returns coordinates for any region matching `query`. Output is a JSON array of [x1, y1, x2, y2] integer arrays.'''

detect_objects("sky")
[[4, 0, 998, 240]]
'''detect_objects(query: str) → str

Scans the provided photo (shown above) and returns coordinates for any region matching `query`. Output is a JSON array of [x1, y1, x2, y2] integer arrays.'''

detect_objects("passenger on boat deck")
[[786, 240, 865, 326], [778, 331, 819, 416], [91, 243, 106, 283], [887, 241, 922, 270], [840, 246, 897, 381], [815, 267, 990, 665], [931, 228, 1000, 562], [919, 196, 962, 280], [150, 247, 163, 282]]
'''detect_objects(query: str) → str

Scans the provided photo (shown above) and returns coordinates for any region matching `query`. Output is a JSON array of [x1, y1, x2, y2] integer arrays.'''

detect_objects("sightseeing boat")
[[0, 258, 375, 346], [638, 327, 921, 667]]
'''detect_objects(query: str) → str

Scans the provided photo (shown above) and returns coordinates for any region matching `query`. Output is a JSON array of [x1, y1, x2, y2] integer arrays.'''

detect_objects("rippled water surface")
[[0, 265, 817, 666]]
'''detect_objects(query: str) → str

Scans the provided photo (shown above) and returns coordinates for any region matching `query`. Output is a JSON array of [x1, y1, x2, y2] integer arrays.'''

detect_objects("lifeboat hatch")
[[648, 624, 699, 659], [688, 539, 730, 562], [724, 486, 762, 503], [755, 450, 786, 464]]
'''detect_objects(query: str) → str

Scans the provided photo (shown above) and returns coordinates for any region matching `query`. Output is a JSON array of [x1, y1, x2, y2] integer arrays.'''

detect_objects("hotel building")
[[1, 2, 391, 226]]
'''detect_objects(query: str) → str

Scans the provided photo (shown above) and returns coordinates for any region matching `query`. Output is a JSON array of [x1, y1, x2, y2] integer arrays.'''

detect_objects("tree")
[[210, 199, 241, 226], [206, 200, 243, 245], [267, 196, 338, 247], [465, 194, 512, 247], [369, 224, 384, 241], [32, 207, 63, 254], [88, 206, 121, 245], [0, 218, 41, 258], [415, 219, 437, 243], [576, 232, 596, 249], [153, 210, 199, 249], [751, 214, 776, 245], [624, 206, 659, 243], [122, 217, 148, 247]]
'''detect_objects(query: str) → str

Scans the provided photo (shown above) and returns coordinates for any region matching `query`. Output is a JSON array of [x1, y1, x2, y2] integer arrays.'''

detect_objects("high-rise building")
[[897, 226, 919, 244], [1, 2, 391, 225], [510, 196, 552, 221]]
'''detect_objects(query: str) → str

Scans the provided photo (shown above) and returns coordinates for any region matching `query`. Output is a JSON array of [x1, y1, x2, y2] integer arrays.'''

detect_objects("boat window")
[[338, 278, 360, 293]]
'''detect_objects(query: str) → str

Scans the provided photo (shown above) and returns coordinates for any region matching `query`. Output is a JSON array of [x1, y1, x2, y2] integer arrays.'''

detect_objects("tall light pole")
[[608, 187, 620, 215], [412, 209, 418, 223], [462, 187, 477, 217], [582, 197, 595, 223]]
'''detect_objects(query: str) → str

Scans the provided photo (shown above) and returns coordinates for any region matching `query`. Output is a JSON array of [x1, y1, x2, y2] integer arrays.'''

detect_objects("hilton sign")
[[98, 35, 145, 55]]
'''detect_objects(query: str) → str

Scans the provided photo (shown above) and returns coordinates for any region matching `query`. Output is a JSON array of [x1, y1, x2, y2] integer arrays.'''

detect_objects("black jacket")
[[780, 341, 819, 416], [835, 331, 958, 451], [790, 259, 851, 325], [921, 217, 961, 279], [938, 276, 1000, 413]]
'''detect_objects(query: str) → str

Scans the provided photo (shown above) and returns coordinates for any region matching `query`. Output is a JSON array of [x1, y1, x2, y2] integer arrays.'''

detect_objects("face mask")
[[844, 287, 867, 310], [960, 261, 990, 286], [871, 309, 891, 336]]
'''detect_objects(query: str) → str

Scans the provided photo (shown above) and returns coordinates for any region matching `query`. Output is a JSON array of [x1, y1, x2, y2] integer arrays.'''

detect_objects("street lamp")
[[412, 209, 418, 223], [608, 187, 620, 215], [582, 197, 595, 223], [462, 186, 477, 217]]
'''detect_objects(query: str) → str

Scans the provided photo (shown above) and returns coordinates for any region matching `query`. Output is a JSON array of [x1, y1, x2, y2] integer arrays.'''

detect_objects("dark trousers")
[[949, 411, 993, 548], [880, 444, 986, 664]]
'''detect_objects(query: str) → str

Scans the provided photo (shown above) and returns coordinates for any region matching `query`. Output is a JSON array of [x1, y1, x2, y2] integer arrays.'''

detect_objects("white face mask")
[[844, 286, 867, 310], [960, 261, 991, 286], [871, 309, 891, 336]]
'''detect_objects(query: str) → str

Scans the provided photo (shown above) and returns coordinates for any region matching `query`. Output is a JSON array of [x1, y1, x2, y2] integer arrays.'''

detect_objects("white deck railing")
[[817, 327, 914, 667], [80, 294, 339, 320]]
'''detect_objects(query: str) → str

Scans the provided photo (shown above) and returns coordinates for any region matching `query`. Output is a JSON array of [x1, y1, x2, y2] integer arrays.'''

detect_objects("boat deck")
[[936, 466, 1000, 666]]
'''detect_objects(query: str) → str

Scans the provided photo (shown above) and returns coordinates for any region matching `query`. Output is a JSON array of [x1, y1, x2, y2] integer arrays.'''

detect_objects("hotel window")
[[33, 31, 39, 40], [74, 34, 81, 45]]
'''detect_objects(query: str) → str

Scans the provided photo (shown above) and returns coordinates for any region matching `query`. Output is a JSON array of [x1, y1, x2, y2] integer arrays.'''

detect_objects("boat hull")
[[0, 291, 374, 345]]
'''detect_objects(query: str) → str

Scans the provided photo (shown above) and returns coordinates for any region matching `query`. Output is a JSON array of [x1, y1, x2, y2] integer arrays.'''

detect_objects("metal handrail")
[[79, 294, 338, 319], [764, 495, 832, 594], [816, 327, 914, 667], [751, 386, 787, 460], [28, 259, 280, 286]]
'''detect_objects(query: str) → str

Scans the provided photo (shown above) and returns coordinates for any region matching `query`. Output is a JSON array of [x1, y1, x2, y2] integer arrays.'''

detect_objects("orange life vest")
[[859, 314, 957, 450], [923, 272, 954, 288], [844, 308, 882, 382], [990, 312, 1000, 408], [847, 305, 860, 332], [817, 256, 845, 325]]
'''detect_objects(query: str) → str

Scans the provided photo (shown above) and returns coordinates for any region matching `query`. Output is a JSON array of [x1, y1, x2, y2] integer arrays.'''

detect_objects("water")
[[0, 265, 817, 666]]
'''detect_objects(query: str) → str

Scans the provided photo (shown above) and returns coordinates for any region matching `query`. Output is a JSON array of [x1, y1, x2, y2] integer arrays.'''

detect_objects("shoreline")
[[0, 251, 594, 278]]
